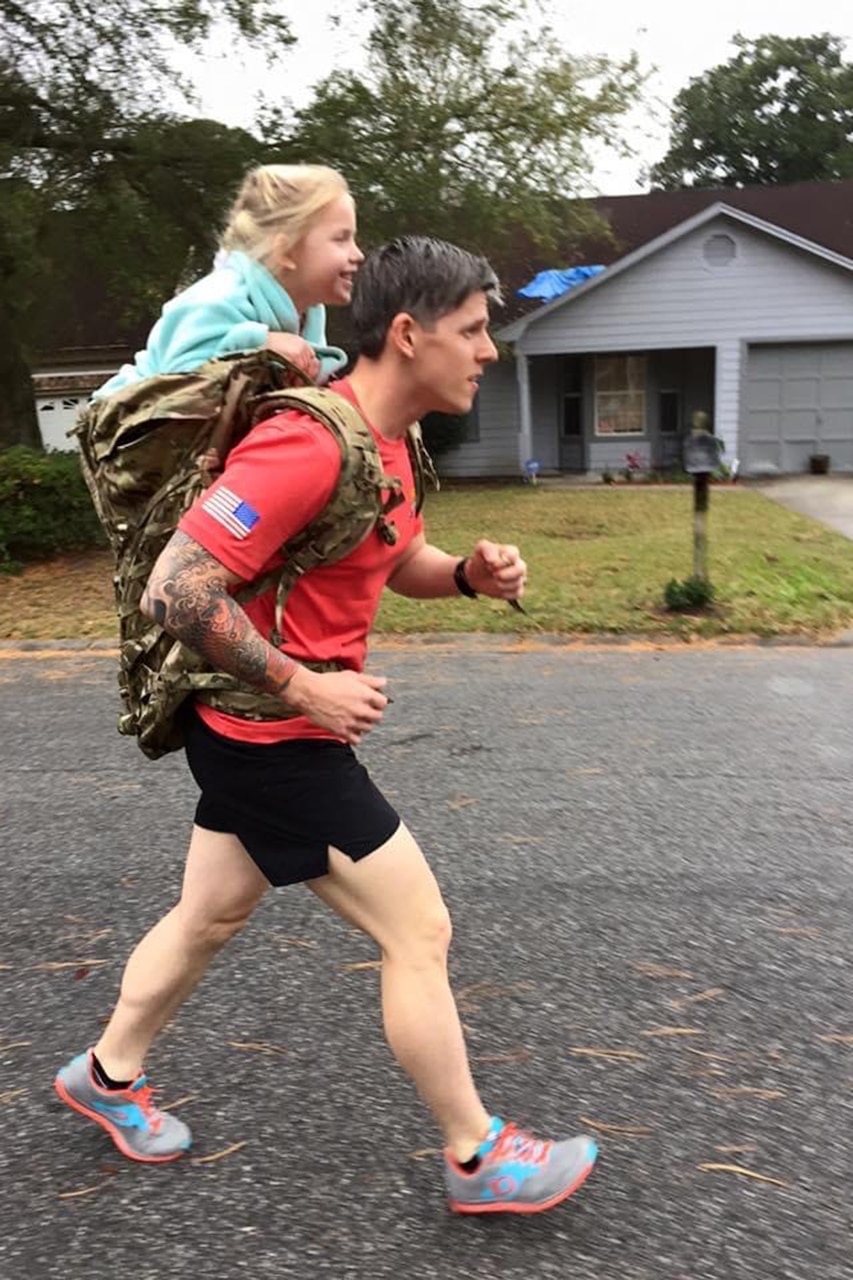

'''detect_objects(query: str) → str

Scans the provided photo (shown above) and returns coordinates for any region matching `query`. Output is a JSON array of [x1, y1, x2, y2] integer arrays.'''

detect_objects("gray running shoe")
[[54, 1049, 191, 1163], [444, 1116, 597, 1214]]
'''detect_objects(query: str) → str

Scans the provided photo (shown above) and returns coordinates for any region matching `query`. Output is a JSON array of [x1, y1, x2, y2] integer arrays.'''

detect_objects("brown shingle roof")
[[496, 177, 853, 323]]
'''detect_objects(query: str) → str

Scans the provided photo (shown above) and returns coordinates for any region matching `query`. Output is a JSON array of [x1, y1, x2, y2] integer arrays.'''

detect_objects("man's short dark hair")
[[351, 236, 502, 358]]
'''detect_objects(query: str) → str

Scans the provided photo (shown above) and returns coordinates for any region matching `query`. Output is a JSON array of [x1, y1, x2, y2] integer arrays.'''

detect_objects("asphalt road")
[[1, 640, 852, 1280]]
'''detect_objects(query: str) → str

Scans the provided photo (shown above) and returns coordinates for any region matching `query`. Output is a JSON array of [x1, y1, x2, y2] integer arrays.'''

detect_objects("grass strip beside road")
[[2, 486, 853, 641]]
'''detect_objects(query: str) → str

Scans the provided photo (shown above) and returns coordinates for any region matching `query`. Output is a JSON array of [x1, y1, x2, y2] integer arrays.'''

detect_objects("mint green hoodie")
[[93, 250, 347, 399]]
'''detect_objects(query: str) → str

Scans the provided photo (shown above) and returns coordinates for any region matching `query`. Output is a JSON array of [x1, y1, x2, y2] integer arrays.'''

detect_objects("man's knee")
[[389, 904, 453, 967], [177, 901, 255, 951]]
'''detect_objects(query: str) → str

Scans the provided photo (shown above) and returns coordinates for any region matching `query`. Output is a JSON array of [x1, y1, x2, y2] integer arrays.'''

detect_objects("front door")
[[558, 356, 586, 471]]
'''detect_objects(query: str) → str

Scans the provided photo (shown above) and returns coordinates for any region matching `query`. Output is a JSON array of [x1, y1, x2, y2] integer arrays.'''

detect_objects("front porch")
[[519, 347, 717, 475]]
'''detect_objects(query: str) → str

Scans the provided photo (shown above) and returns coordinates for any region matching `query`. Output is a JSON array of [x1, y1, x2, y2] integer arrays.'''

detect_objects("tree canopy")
[[651, 33, 853, 190], [0, 0, 290, 444], [274, 0, 642, 254]]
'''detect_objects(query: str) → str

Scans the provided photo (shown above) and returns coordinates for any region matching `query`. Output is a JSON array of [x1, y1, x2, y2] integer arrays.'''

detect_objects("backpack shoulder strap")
[[405, 419, 440, 513]]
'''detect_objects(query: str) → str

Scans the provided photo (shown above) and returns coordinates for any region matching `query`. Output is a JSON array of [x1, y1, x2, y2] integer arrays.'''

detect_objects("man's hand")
[[285, 667, 389, 746], [463, 539, 527, 602], [265, 332, 321, 381]]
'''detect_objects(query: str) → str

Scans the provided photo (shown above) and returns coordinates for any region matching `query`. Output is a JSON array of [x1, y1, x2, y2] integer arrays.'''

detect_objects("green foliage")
[[275, 0, 643, 253], [664, 575, 715, 612], [0, 0, 292, 446], [651, 33, 853, 189], [0, 447, 105, 570]]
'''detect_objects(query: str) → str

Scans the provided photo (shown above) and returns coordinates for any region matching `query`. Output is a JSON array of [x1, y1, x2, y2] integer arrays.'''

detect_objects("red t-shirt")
[[178, 377, 424, 742]]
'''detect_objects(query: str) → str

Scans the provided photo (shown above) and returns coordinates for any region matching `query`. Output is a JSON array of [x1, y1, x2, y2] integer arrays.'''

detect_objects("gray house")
[[441, 200, 853, 479]]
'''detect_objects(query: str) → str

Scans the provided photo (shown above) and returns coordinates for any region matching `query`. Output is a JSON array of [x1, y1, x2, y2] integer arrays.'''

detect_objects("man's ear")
[[386, 312, 418, 360]]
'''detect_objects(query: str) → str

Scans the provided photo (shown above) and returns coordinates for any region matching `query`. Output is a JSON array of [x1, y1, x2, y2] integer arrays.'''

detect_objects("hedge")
[[0, 446, 106, 571]]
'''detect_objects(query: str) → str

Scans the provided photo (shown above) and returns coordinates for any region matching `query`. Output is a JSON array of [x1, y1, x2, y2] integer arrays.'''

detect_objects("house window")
[[594, 355, 646, 436], [659, 390, 681, 435], [561, 357, 582, 438]]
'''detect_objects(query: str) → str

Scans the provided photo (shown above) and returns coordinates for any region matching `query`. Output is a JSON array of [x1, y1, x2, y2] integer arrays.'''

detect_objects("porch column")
[[714, 340, 742, 462], [515, 349, 533, 472]]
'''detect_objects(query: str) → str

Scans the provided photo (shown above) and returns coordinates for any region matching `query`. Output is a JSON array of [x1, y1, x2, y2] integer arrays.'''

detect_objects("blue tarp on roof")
[[517, 265, 605, 300]]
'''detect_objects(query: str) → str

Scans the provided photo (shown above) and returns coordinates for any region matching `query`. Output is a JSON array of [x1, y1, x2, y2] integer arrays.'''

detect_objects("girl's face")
[[280, 194, 364, 310]]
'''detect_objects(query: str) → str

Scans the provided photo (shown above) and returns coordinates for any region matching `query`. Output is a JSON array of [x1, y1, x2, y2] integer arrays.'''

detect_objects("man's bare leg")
[[307, 822, 491, 1162], [94, 826, 268, 1080]]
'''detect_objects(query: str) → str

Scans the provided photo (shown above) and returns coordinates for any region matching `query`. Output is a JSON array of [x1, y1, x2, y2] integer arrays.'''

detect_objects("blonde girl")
[[95, 164, 363, 398]]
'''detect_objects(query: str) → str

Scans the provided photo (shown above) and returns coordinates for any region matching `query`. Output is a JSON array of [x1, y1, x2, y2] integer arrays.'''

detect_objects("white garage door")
[[35, 394, 85, 452], [743, 342, 853, 474]]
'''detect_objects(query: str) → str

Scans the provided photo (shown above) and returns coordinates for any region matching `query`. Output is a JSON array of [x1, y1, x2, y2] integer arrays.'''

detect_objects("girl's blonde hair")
[[219, 164, 350, 260]]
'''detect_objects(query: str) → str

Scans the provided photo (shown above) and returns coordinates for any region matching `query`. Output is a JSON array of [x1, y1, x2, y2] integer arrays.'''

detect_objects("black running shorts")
[[184, 712, 401, 886]]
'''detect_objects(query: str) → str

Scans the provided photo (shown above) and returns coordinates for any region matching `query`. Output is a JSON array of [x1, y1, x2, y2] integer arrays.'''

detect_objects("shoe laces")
[[133, 1082, 163, 1134], [490, 1122, 551, 1166]]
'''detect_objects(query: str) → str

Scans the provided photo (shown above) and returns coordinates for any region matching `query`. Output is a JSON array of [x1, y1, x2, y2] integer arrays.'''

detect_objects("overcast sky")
[[179, 0, 853, 195]]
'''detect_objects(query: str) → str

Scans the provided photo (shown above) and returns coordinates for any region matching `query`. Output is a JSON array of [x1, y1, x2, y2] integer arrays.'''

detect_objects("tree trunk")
[[0, 301, 40, 449]]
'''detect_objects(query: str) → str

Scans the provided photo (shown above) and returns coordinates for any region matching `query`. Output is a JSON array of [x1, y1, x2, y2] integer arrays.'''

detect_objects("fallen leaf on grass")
[[409, 1147, 443, 1161], [711, 1087, 785, 1100], [579, 1116, 653, 1136], [671, 988, 726, 1009], [569, 1048, 647, 1061], [227, 1041, 287, 1056], [192, 1141, 248, 1165], [160, 1094, 199, 1111], [641, 1027, 704, 1038], [698, 1163, 788, 1188], [339, 960, 382, 973], [57, 1183, 108, 1200], [472, 1047, 532, 1064], [632, 962, 694, 980], [818, 1034, 853, 1045], [0, 1088, 26, 1104], [715, 1144, 758, 1155]]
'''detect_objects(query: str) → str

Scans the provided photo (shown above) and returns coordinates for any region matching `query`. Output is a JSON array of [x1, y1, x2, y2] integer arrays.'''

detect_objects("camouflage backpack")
[[72, 350, 438, 760]]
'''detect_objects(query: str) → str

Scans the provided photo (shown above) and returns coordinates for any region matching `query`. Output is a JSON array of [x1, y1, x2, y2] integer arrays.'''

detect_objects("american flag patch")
[[201, 486, 260, 539]]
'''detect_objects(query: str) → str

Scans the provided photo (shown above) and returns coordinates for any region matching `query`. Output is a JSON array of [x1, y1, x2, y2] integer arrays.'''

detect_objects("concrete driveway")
[[750, 475, 853, 540]]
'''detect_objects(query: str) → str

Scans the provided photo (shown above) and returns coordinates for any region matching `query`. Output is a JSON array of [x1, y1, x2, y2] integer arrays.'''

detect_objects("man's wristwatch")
[[453, 557, 478, 599]]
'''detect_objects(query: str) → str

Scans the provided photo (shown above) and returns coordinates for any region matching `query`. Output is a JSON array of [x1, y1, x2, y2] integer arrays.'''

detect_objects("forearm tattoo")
[[146, 532, 298, 696]]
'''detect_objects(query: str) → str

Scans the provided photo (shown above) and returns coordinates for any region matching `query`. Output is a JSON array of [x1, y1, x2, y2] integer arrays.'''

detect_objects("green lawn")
[[3, 486, 853, 641], [375, 485, 853, 638]]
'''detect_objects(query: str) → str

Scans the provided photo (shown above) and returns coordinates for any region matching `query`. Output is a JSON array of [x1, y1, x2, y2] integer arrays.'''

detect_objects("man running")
[[55, 236, 597, 1215]]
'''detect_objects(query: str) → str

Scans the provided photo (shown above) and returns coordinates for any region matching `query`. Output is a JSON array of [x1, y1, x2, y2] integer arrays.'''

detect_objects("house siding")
[[438, 358, 520, 477], [451, 215, 853, 475]]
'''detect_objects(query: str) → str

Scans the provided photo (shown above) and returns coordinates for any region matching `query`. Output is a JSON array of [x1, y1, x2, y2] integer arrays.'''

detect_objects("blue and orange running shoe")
[[444, 1117, 597, 1214], [54, 1049, 191, 1163]]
